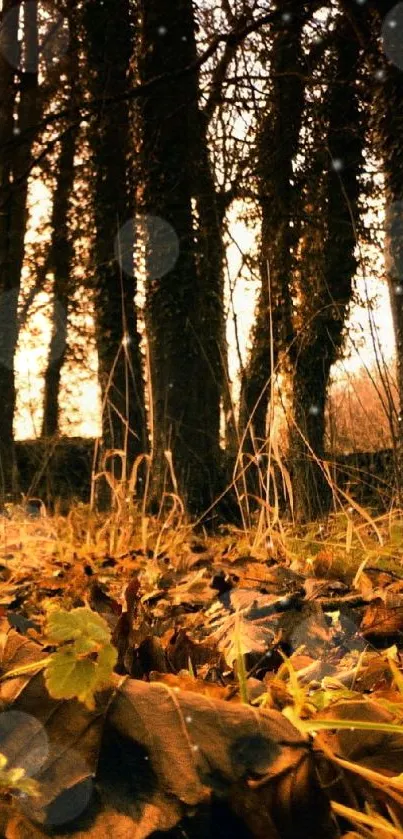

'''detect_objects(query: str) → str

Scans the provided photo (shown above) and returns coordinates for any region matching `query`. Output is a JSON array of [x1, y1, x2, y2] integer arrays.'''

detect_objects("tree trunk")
[[337, 1, 403, 499], [82, 0, 146, 507], [238, 1, 305, 496], [41, 125, 76, 438], [193, 94, 236, 516], [380, 64, 403, 498], [0, 2, 39, 499], [138, 0, 224, 515], [290, 18, 362, 520], [42, 20, 79, 438]]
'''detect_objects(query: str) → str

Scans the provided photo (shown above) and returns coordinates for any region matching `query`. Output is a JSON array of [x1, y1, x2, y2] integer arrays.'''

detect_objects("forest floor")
[[0, 499, 403, 837]]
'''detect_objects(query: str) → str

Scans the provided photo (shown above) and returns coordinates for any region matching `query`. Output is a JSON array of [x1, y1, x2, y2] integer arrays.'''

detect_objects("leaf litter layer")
[[0, 502, 403, 836]]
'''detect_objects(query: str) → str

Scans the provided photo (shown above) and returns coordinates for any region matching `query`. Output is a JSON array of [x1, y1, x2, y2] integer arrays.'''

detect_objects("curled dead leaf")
[[0, 628, 336, 839]]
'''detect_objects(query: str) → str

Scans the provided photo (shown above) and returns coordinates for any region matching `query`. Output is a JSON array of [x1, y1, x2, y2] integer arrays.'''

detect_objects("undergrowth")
[[1, 364, 403, 838]]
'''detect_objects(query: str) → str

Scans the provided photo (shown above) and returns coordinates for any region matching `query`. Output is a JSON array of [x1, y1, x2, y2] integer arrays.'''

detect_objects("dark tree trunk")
[[0, 0, 18, 499], [337, 1, 403, 498], [380, 63, 403, 497], [138, 0, 224, 515], [0, 2, 39, 499], [41, 125, 76, 438], [193, 91, 235, 512], [42, 21, 79, 438], [290, 18, 363, 521], [82, 0, 146, 506], [238, 1, 305, 493]]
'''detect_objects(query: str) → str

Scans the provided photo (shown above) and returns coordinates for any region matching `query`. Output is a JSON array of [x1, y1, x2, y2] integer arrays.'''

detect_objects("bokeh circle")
[[381, 3, 403, 70], [0, 710, 49, 777], [0, 1, 69, 74], [114, 215, 180, 280]]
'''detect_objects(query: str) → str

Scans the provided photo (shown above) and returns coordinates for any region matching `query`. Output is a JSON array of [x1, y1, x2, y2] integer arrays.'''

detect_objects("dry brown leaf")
[[149, 671, 232, 700], [0, 627, 336, 839], [361, 597, 403, 638], [318, 698, 403, 775]]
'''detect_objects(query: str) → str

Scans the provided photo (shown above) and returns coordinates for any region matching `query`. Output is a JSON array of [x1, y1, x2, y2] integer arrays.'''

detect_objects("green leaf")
[[46, 606, 111, 646], [0, 753, 40, 797], [45, 644, 117, 710], [308, 686, 359, 712], [73, 635, 99, 656]]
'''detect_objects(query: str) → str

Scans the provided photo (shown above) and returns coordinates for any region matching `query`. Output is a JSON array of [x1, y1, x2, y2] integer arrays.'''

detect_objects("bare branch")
[[1, 8, 280, 154]]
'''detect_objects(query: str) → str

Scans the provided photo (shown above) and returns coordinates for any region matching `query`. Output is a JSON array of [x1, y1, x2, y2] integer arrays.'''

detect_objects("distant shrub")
[[327, 362, 398, 454]]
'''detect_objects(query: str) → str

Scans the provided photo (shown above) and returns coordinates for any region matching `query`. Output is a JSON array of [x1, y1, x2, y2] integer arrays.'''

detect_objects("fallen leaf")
[[0, 628, 336, 839]]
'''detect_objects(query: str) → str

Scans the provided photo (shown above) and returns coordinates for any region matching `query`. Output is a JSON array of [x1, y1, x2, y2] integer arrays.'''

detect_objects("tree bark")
[[138, 0, 225, 515], [41, 124, 76, 438], [337, 0, 403, 499], [82, 0, 146, 507], [193, 87, 236, 514], [238, 1, 305, 496], [0, 2, 39, 499], [289, 16, 363, 520], [380, 64, 403, 497], [41, 18, 79, 438]]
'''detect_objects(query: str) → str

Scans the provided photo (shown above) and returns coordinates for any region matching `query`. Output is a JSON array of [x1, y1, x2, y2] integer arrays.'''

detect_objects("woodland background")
[[1, 0, 403, 523]]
